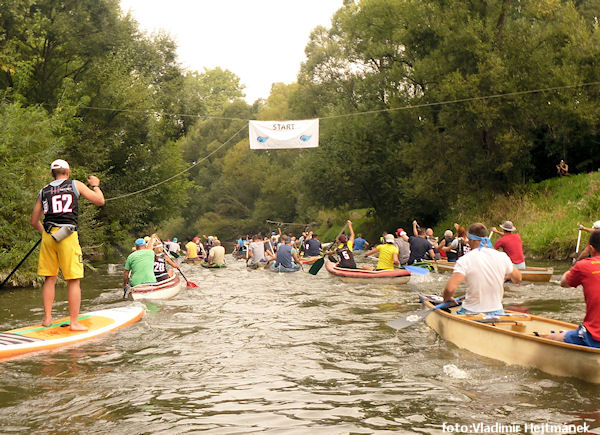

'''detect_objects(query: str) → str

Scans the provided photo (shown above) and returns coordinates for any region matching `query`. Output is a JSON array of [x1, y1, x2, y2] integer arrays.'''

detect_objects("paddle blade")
[[386, 309, 431, 330], [186, 281, 199, 288], [308, 257, 325, 275], [403, 265, 429, 275]]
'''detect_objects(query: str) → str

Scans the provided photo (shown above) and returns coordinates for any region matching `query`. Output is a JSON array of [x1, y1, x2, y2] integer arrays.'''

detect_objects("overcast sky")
[[119, 0, 343, 103]]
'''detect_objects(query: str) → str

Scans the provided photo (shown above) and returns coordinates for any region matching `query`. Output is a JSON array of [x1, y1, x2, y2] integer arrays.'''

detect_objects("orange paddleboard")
[[0, 306, 144, 360]]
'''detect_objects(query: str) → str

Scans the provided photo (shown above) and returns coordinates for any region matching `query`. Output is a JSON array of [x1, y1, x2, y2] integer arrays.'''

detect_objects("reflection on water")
[[1, 257, 599, 433]]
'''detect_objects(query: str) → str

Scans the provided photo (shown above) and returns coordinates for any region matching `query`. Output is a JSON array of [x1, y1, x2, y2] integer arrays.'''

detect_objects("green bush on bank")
[[314, 172, 600, 260]]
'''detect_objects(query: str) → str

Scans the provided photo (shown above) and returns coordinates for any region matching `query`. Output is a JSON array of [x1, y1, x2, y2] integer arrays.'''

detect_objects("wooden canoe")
[[425, 260, 554, 283], [420, 295, 600, 383], [130, 274, 182, 300], [325, 260, 410, 284]]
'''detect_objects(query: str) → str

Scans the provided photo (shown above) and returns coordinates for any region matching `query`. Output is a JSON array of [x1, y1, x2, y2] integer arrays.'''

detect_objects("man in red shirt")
[[546, 230, 600, 348], [491, 220, 526, 269]]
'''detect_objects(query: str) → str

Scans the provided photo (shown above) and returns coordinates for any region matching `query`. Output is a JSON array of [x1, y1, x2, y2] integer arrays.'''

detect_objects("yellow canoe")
[[421, 296, 600, 383], [426, 260, 554, 282]]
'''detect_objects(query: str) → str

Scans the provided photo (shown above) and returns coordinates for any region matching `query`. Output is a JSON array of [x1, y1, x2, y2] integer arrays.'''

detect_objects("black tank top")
[[154, 253, 168, 278], [337, 244, 357, 269], [444, 237, 458, 261], [40, 179, 79, 227]]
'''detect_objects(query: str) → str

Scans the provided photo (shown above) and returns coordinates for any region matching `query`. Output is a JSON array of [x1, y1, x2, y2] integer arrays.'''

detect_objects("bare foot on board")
[[69, 321, 88, 332], [42, 317, 53, 327]]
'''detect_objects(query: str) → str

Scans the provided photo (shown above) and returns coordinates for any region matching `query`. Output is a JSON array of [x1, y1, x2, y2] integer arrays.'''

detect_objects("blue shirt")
[[304, 239, 321, 256], [354, 237, 367, 250], [275, 244, 296, 269]]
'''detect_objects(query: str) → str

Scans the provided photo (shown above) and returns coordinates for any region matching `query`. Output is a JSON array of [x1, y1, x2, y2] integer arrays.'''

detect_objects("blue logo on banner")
[[300, 135, 311, 142], [257, 136, 269, 143]]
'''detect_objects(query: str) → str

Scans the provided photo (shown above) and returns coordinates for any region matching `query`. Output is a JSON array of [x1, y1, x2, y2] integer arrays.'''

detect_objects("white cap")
[[384, 234, 395, 243], [593, 221, 600, 229], [50, 159, 69, 170]]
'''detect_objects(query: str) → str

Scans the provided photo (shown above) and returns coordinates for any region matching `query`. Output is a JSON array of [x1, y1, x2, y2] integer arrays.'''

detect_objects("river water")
[[1, 256, 599, 434]]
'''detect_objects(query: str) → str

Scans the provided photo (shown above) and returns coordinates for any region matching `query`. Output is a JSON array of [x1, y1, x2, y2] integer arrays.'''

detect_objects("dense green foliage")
[[292, 0, 600, 225], [2, 0, 600, 285]]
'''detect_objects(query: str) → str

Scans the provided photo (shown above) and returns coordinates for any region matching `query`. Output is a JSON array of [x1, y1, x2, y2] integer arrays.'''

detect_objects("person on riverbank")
[[491, 220, 526, 269], [272, 237, 301, 272], [443, 223, 522, 314], [123, 234, 159, 297], [556, 160, 569, 176], [401, 223, 435, 264], [153, 240, 180, 281], [546, 230, 600, 348], [574, 221, 600, 262], [30, 159, 105, 331], [365, 234, 399, 270], [206, 240, 225, 266]]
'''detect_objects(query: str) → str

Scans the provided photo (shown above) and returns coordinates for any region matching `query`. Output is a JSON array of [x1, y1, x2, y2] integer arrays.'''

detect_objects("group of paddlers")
[[180, 235, 225, 267], [228, 217, 526, 273], [27, 157, 600, 353]]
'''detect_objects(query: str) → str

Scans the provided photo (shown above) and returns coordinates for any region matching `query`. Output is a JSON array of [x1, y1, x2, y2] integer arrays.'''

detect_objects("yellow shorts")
[[38, 229, 84, 280]]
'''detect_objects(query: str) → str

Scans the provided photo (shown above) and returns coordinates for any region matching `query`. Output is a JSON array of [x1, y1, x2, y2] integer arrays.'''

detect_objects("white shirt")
[[208, 246, 225, 265], [453, 247, 513, 313]]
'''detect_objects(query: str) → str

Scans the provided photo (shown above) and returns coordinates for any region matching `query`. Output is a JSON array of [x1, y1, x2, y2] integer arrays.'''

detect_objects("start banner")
[[249, 119, 319, 150]]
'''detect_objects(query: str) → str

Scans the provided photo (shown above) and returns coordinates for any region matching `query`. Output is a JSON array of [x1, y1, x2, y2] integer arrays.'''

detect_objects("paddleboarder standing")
[[30, 159, 105, 331]]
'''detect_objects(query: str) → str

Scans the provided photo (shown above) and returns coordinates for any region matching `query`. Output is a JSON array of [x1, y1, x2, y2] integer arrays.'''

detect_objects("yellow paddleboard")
[[0, 306, 144, 360]]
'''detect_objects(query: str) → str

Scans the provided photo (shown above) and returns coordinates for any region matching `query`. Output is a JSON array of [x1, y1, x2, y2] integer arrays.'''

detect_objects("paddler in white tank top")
[[442, 222, 522, 315]]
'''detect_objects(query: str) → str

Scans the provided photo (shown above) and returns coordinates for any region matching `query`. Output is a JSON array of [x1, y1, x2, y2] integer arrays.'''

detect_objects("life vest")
[[40, 179, 79, 228]]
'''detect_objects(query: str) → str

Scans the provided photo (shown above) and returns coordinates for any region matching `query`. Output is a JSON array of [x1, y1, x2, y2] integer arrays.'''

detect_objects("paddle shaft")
[[386, 296, 464, 330], [0, 239, 41, 289], [166, 252, 197, 287], [573, 229, 582, 264]]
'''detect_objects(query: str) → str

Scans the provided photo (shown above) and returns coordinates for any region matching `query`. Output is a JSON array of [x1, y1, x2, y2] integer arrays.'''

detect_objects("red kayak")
[[325, 260, 410, 284]]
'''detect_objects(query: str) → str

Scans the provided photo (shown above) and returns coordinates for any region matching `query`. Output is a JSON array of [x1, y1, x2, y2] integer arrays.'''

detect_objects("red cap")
[[396, 228, 404, 235]]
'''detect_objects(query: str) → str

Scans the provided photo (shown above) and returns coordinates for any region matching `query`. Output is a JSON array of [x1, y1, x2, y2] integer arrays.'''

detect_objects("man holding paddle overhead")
[[326, 220, 373, 271], [443, 223, 521, 315], [30, 159, 105, 331]]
